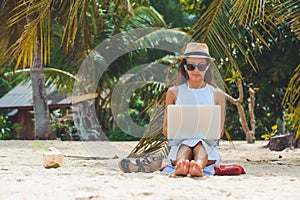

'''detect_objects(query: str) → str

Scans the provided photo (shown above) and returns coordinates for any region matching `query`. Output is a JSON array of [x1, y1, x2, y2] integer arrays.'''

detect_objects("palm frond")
[[282, 64, 300, 111], [134, 28, 191, 55], [274, 0, 300, 39], [4, 67, 77, 94], [128, 104, 168, 158], [191, 0, 278, 72], [229, 0, 267, 25], [0, 0, 22, 62], [122, 6, 167, 29], [3, 0, 51, 69], [118, 54, 177, 157], [229, 1, 278, 43], [191, 0, 243, 71], [61, 0, 87, 50], [282, 64, 300, 139], [224, 129, 235, 148]]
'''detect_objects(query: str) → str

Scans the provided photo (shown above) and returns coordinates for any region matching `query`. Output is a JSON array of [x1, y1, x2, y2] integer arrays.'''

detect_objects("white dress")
[[166, 83, 221, 175]]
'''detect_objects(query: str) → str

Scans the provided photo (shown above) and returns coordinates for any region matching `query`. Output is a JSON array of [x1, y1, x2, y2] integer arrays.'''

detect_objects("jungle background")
[[0, 0, 299, 146]]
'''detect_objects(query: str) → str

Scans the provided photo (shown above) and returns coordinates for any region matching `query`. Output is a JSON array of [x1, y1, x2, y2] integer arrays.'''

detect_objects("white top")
[[176, 83, 215, 105]]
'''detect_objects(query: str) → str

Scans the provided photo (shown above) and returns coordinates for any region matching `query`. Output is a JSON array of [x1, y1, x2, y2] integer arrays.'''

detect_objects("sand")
[[0, 140, 299, 200]]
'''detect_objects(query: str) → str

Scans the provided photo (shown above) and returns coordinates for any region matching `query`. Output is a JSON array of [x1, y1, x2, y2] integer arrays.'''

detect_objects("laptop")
[[167, 105, 221, 140]]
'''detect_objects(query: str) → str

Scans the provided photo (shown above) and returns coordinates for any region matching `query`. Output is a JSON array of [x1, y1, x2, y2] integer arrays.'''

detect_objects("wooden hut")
[[0, 81, 71, 139]]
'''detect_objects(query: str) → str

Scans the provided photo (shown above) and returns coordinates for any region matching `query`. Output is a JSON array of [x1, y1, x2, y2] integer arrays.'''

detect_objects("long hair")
[[177, 58, 216, 86]]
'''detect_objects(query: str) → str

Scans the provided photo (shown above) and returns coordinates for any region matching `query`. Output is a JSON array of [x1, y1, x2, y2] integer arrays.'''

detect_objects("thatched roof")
[[0, 80, 71, 110]]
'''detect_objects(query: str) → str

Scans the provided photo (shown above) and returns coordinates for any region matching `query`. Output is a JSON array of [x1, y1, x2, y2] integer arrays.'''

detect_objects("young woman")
[[162, 42, 226, 177]]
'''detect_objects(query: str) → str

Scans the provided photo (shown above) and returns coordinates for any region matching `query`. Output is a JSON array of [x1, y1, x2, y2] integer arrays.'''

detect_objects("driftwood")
[[265, 134, 300, 151]]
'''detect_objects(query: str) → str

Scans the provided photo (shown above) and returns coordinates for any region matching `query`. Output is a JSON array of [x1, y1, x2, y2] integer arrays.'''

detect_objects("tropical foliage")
[[129, 0, 300, 155], [0, 0, 167, 139], [0, 0, 298, 151], [0, 114, 20, 140]]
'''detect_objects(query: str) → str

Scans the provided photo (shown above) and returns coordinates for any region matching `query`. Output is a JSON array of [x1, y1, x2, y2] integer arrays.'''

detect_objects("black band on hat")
[[184, 52, 210, 57]]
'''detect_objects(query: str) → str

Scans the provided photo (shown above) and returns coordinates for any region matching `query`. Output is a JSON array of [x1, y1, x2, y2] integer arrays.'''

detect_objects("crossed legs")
[[174, 141, 211, 177]]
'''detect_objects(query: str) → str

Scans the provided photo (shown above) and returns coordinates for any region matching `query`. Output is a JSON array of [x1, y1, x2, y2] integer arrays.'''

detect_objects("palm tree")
[[0, 0, 168, 139], [0, 0, 53, 139]]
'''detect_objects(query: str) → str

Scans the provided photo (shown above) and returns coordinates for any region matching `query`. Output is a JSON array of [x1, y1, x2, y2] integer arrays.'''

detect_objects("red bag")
[[214, 164, 246, 176]]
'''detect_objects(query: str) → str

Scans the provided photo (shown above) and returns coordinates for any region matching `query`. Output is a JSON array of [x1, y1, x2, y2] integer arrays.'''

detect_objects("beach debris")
[[265, 134, 299, 151], [75, 195, 100, 200], [43, 147, 63, 169]]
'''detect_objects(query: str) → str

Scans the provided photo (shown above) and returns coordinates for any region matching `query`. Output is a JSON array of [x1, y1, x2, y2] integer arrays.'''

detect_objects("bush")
[[0, 114, 20, 140], [50, 109, 80, 141]]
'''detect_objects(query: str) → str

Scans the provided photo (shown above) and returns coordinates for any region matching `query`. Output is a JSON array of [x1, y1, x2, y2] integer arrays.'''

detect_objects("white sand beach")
[[0, 140, 299, 200]]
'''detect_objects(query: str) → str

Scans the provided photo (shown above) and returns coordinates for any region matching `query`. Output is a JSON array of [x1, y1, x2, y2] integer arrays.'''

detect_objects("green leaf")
[[32, 142, 49, 151]]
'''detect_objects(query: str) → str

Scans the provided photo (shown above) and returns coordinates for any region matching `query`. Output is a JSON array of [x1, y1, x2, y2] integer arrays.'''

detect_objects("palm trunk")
[[30, 39, 51, 139]]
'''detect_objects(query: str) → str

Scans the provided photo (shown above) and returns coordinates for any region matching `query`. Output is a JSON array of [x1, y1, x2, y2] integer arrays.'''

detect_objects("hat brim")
[[183, 55, 215, 61]]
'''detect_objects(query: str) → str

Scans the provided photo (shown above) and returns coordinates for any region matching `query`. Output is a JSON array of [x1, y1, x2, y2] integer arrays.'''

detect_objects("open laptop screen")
[[167, 105, 221, 140]]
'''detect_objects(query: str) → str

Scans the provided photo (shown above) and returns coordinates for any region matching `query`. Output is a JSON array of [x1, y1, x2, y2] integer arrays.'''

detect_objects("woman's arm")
[[214, 88, 226, 138], [163, 87, 177, 137]]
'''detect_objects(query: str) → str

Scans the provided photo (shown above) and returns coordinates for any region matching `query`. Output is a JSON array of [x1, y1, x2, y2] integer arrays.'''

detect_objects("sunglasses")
[[186, 63, 208, 71]]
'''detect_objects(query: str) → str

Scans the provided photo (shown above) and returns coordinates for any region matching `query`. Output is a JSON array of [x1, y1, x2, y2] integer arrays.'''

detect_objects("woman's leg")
[[174, 144, 192, 176], [189, 141, 208, 177]]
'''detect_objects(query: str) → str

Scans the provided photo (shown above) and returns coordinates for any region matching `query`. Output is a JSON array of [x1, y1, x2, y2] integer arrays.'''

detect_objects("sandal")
[[136, 153, 164, 172], [118, 158, 151, 173]]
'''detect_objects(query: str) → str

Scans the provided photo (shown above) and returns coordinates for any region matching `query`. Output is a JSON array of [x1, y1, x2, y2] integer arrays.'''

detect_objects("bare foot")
[[189, 160, 204, 177], [174, 160, 190, 176]]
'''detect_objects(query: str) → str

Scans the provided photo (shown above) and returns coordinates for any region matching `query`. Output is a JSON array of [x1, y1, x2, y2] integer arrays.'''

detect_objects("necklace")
[[187, 81, 206, 89]]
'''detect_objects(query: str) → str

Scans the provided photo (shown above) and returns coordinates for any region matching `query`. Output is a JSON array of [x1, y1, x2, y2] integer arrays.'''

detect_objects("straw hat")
[[183, 42, 215, 61]]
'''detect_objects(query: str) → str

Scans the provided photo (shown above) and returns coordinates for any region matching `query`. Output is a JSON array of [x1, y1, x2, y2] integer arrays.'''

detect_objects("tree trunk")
[[225, 79, 255, 143], [248, 87, 256, 135], [247, 87, 256, 143], [30, 39, 51, 139]]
